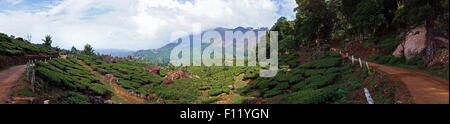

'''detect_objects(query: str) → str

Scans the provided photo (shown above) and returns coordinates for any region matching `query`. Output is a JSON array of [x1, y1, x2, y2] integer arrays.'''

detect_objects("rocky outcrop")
[[393, 27, 427, 60], [162, 70, 191, 85], [162, 77, 174, 85], [142, 65, 161, 75], [149, 65, 160, 75], [104, 74, 118, 82], [102, 55, 115, 63], [166, 70, 191, 80]]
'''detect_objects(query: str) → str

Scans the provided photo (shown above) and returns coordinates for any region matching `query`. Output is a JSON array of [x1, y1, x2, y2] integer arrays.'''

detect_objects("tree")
[[83, 44, 94, 55], [342, 0, 361, 24], [271, 17, 294, 40], [71, 46, 78, 54], [351, 0, 387, 41], [271, 17, 297, 51], [394, 0, 448, 63], [42, 35, 52, 47], [294, 0, 337, 46]]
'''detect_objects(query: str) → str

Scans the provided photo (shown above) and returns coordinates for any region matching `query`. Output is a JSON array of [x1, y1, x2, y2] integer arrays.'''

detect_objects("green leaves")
[[36, 57, 113, 104], [0, 33, 57, 56], [295, 0, 336, 43]]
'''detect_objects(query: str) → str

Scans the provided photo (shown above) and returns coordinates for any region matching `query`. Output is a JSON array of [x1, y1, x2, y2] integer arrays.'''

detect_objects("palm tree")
[[42, 35, 52, 47]]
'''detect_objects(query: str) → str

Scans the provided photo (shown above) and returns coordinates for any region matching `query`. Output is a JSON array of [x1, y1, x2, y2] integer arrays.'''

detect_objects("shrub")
[[281, 85, 338, 104], [62, 92, 90, 104], [199, 97, 222, 104], [407, 57, 422, 65]]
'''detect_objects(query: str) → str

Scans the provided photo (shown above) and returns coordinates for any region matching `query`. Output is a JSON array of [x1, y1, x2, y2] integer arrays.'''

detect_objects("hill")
[[133, 27, 268, 63]]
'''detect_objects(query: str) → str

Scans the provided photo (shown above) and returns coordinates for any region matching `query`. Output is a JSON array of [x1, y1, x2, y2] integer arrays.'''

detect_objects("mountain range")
[[133, 27, 269, 63]]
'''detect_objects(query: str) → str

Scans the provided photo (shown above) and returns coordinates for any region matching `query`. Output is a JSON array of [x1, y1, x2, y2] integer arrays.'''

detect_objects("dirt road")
[[0, 65, 26, 104], [368, 62, 449, 104], [331, 50, 450, 104]]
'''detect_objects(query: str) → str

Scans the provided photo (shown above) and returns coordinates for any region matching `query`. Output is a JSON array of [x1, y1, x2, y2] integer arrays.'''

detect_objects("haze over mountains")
[[95, 49, 135, 58], [133, 27, 269, 62]]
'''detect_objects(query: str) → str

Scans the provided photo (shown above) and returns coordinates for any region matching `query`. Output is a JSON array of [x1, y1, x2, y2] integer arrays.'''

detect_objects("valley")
[[0, 0, 448, 104]]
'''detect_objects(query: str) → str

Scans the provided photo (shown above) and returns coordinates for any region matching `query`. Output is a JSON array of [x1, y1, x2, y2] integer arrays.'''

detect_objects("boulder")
[[104, 74, 119, 82], [166, 70, 191, 80], [149, 65, 160, 75], [102, 55, 115, 63], [88, 96, 104, 104], [162, 77, 174, 85], [393, 27, 427, 60]]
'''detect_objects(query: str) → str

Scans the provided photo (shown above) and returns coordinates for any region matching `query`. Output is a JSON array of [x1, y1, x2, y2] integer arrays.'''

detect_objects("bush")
[[281, 85, 338, 104], [199, 97, 222, 104], [62, 92, 90, 104], [407, 57, 422, 65]]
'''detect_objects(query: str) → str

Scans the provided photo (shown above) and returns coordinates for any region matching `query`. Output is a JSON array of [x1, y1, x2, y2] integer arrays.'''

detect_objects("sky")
[[0, 0, 297, 50]]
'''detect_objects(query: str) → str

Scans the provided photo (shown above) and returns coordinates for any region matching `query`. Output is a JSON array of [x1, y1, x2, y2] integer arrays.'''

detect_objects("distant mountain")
[[95, 49, 135, 57], [133, 27, 269, 63]]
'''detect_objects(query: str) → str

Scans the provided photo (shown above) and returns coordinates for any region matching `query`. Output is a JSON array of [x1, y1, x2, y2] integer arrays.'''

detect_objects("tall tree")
[[294, 0, 337, 46], [42, 35, 52, 47], [351, 0, 386, 41], [71, 46, 78, 54], [341, 0, 361, 24], [83, 44, 94, 55]]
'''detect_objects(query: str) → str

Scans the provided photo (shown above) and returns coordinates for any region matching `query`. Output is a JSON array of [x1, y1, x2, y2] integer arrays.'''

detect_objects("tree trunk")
[[423, 0, 438, 65], [423, 19, 436, 65]]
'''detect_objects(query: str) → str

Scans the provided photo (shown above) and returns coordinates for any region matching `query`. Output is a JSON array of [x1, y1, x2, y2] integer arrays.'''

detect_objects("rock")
[[88, 96, 104, 104], [104, 74, 119, 82], [116, 57, 127, 61], [44, 100, 50, 104], [166, 70, 191, 80], [244, 97, 261, 104], [228, 85, 234, 90], [102, 55, 115, 63], [430, 49, 449, 67], [156, 98, 165, 104], [393, 27, 427, 60], [162, 77, 174, 85], [149, 65, 160, 75]]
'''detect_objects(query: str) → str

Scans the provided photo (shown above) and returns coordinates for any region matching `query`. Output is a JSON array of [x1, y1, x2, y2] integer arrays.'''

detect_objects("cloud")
[[0, 0, 297, 50]]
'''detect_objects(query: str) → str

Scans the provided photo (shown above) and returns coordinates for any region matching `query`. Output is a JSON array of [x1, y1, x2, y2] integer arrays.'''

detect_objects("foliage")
[[294, 0, 337, 45], [83, 44, 94, 55], [62, 91, 90, 104], [241, 50, 345, 103], [35, 57, 112, 104], [0, 33, 57, 56], [351, 0, 387, 35], [42, 35, 52, 47], [76, 55, 163, 96]]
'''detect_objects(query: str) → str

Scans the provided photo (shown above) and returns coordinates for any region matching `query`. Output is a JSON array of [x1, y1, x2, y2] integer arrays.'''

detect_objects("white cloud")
[[0, 0, 297, 50]]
